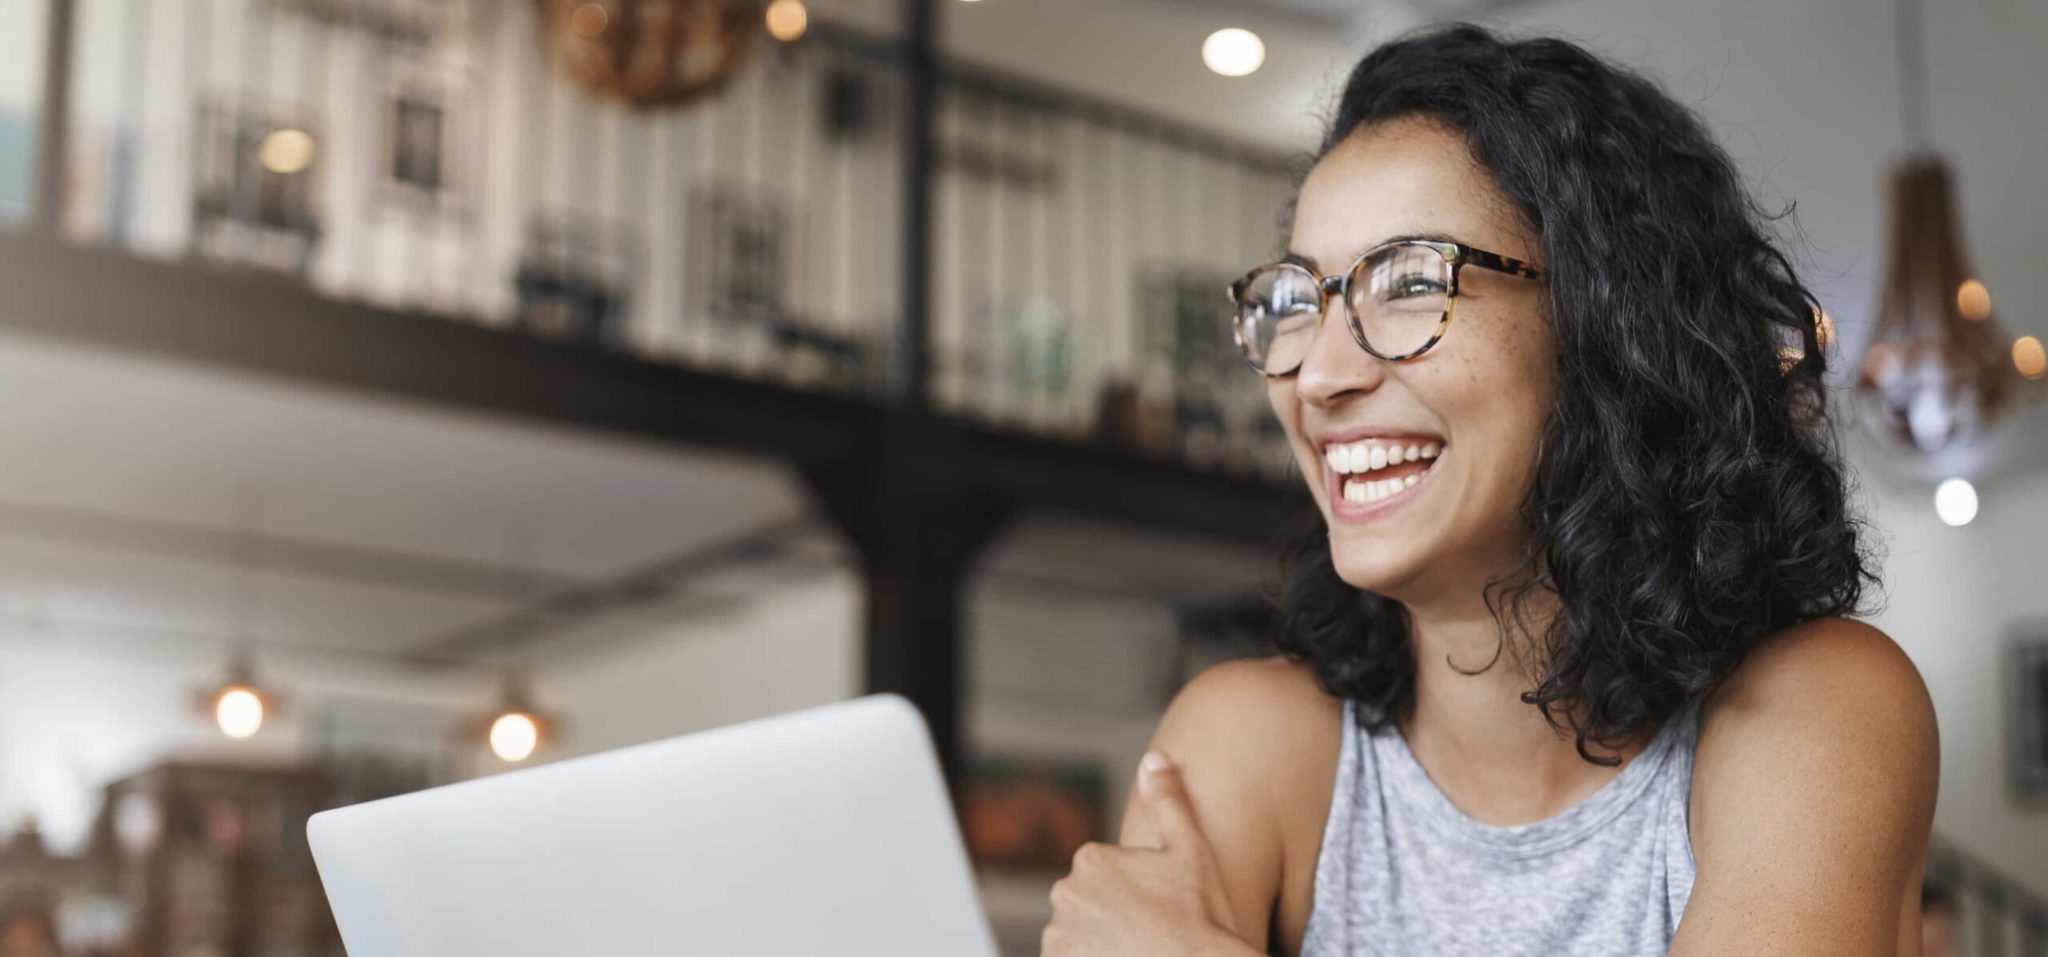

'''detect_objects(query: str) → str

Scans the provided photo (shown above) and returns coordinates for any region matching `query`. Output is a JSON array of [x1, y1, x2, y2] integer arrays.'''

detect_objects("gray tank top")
[[1297, 699, 1702, 956]]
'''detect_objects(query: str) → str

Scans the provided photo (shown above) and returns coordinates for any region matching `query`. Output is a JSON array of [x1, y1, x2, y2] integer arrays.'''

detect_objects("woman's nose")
[[1295, 299, 1386, 408]]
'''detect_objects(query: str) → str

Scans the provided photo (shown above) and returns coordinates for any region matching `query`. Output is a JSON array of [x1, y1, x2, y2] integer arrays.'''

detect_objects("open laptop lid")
[[309, 694, 999, 957]]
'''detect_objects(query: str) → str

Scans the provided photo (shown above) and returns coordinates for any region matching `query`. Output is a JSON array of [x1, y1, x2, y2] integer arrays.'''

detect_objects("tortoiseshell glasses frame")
[[1227, 239, 1544, 375]]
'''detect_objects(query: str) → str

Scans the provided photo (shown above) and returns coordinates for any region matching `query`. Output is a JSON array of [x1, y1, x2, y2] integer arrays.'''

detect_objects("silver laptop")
[[308, 694, 1000, 956]]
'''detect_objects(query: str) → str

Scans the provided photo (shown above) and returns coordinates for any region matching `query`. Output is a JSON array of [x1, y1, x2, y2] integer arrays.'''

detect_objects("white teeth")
[[1341, 474, 1422, 505], [1324, 438, 1445, 475]]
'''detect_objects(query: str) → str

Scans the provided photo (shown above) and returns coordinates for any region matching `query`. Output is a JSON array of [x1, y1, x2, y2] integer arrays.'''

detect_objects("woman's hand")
[[1041, 751, 1254, 957]]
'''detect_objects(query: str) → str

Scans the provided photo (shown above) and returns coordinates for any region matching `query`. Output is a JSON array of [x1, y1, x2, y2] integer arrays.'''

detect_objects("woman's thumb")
[[1139, 751, 1206, 852]]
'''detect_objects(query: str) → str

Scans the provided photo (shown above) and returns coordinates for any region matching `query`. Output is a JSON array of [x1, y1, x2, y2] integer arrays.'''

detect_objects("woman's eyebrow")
[[1284, 233, 1463, 271]]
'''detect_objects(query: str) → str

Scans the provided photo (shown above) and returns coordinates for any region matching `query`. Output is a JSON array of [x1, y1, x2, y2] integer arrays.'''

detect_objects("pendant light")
[[536, 0, 759, 108], [1852, 0, 2019, 465], [480, 666, 557, 764], [197, 648, 281, 740], [473, 522, 559, 764], [197, 494, 283, 740]]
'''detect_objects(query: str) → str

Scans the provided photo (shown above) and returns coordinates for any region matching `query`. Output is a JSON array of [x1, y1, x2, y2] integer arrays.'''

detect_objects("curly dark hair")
[[1270, 23, 1880, 763]]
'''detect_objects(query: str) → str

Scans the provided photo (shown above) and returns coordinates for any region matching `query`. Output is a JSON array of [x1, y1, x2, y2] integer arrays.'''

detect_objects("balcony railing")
[[6, 0, 1302, 480]]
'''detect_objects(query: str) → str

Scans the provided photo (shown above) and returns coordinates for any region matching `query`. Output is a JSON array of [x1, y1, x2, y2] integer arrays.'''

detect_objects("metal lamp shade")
[[1854, 155, 2015, 458]]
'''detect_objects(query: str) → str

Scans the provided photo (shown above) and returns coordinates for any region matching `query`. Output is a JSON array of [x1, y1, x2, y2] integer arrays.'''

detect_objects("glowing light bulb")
[[257, 129, 316, 175], [2014, 336, 2045, 380], [490, 712, 541, 762], [765, 0, 807, 41], [1933, 478, 1978, 527], [216, 687, 265, 739], [1957, 279, 1991, 321], [1202, 28, 1265, 78]]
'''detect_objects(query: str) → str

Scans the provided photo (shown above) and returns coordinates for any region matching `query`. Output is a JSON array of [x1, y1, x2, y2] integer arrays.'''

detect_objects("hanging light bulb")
[[196, 652, 280, 741], [477, 669, 556, 763], [490, 712, 542, 762]]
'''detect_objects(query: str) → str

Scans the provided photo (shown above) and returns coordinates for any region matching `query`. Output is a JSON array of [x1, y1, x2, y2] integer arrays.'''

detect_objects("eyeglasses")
[[1227, 239, 1544, 375]]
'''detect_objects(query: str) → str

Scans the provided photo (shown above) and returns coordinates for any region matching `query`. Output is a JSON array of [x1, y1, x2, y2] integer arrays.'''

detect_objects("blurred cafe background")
[[0, 0, 2041, 954]]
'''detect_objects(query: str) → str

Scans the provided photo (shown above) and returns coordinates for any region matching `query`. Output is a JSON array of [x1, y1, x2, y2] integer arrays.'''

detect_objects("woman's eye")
[[1385, 274, 1445, 299]]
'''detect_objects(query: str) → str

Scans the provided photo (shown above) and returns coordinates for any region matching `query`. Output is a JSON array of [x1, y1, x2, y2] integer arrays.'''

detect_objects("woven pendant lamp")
[[537, 0, 761, 109]]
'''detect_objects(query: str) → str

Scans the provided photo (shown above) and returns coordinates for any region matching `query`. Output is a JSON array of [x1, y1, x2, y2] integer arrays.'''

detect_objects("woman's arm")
[[1671, 617, 1939, 956]]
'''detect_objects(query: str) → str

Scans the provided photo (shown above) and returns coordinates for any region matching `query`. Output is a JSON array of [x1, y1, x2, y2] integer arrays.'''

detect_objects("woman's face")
[[1268, 118, 1553, 605]]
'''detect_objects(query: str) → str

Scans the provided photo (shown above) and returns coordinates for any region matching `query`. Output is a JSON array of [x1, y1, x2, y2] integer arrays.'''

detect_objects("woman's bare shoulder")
[[1673, 617, 1937, 953], [1696, 616, 1935, 773], [1150, 656, 1346, 802]]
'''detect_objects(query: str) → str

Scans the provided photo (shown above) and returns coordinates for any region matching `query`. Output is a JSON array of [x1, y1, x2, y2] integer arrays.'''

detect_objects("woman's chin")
[[1329, 548, 1425, 597]]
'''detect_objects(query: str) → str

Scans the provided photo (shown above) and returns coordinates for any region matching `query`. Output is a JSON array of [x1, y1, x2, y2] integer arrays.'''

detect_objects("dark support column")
[[802, 429, 1008, 803], [31, 0, 77, 237], [896, 0, 938, 409]]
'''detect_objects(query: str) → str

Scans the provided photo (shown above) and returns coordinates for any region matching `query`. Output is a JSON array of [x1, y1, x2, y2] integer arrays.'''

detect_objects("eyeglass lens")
[[1234, 244, 1451, 372]]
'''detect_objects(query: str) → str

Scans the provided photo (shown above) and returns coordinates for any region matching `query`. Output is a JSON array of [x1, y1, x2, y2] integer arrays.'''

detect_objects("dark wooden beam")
[[896, 0, 938, 409], [0, 233, 1289, 547], [801, 419, 1010, 798], [0, 234, 872, 465]]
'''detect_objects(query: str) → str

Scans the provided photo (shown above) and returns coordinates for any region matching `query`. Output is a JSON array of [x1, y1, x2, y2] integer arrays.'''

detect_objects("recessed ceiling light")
[[1203, 28, 1265, 78]]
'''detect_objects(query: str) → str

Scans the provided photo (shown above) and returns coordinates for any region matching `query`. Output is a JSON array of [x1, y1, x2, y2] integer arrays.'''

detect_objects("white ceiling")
[[0, 329, 812, 664]]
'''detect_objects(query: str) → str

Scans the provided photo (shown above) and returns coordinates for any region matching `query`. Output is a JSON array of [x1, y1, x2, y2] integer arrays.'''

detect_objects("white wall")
[[1860, 467, 2048, 892], [536, 571, 862, 761]]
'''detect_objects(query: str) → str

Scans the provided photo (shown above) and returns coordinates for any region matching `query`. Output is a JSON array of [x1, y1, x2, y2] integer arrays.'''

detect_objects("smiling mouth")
[[1323, 437, 1442, 506]]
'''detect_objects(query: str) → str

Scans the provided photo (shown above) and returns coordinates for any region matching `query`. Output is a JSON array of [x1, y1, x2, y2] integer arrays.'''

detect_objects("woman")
[[1042, 24, 1937, 957]]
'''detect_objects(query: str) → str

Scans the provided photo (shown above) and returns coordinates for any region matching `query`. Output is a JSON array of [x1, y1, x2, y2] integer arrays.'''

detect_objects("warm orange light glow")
[[1814, 307, 1835, 350], [215, 687, 265, 739], [1958, 278, 1992, 321], [2015, 336, 2046, 380], [570, 2, 609, 38], [490, 712, 542, 762], [765, 0, 807, 41], [257, 129, 316, 175]]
